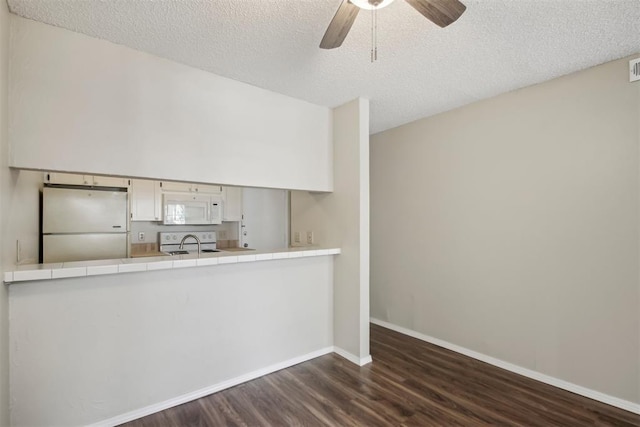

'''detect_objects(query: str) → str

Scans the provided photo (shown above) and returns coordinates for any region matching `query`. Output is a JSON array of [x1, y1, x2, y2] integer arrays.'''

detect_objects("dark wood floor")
[[122, 324, 640, 426]]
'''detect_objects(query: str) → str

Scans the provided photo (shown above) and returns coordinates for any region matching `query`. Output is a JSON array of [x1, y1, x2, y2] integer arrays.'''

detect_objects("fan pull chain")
[[371, 8, 374, 62], [374, 8, 378, 61], [370, 7, 378, 62]]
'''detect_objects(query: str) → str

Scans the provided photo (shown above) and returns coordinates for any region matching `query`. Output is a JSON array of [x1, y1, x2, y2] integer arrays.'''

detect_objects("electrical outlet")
[[306, 231, 314, 245], [138, 232, 145, 241], [294, 231, 301, 243], [218, 230, 228, 240]]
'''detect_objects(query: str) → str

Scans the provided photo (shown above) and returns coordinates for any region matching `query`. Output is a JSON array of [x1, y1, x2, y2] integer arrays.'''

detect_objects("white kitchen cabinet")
[[222, 186, 243, 221], [45, 172, 86, 186], [161, 181, 222, 194], [45, 172, 129, 188], [91, 176, 129, 187], [130, 179, 162, 221], [160, 181, 192, 193], [196, 184, 223, 194]]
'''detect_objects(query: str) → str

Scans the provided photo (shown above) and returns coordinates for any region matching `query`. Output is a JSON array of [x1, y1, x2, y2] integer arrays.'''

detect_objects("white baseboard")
[[333, 346, 373, 366], [89, 346, 335, 427], [370, 318, 640, 415]]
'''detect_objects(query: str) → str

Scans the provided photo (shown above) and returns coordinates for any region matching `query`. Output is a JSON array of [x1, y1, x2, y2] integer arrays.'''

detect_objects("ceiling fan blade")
[[320, 0, 360, 49], [405, 0, 466, 28]]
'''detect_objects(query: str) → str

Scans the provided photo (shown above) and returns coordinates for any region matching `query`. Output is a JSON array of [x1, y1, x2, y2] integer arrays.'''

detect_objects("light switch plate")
[[630, 58, 640, 82]]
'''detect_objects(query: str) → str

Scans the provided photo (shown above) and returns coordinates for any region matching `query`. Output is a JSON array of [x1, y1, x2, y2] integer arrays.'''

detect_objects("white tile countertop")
[[4, 247, 341, 284]]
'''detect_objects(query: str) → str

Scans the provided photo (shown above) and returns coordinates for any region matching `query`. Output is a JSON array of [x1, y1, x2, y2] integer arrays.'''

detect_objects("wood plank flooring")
[[121, 324, 640, 426]]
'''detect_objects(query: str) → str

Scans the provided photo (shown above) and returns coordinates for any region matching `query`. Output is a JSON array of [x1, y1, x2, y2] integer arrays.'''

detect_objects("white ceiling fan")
[[320, 0, 467, 49]]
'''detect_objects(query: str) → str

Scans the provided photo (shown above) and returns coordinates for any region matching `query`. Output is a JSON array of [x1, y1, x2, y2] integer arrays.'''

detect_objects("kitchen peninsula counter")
[[130, 251, 168, 258], [8, 245, 337, 426], [218, 247, 256, 252], [4, 246, 340, 283]]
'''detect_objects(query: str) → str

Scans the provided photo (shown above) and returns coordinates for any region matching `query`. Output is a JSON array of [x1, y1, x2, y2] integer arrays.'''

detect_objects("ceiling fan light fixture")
[[320, 0, 466, 50], [350, 0, 396, 10]]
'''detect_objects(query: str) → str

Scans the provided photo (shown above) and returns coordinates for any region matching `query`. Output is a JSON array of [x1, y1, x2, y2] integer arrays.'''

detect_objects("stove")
[[159, 231, 218, 254]]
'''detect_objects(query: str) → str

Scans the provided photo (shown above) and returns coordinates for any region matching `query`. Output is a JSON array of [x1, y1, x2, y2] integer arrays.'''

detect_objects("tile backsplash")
[[130, 221, 239, 244]]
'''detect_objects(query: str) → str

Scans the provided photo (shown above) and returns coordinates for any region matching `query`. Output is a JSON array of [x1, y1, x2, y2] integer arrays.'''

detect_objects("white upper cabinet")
[[45, 172, 86, 186], [91, 176, 129, 188], [196, 184, 223, 194], [130, 179, 162, 222], [159, 181, 192, 193], [44, 173, 230, 224], [222, 186, 243, 222], [160, 181, 222, 194], [44, 172, 129, 188]]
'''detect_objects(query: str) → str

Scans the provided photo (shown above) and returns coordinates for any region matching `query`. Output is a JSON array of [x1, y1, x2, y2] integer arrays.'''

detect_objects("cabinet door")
[[45, 172, 87, 186], [131, 179, 162, 221], [92, 176, 129, 188], [222, 186, 243, 221], [195, 184, 222, 194], [45, 173, 129, 188], [160, 181, 192, 192]]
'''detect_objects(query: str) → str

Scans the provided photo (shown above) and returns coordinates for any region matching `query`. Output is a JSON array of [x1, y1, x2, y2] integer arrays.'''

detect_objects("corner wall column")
[[290, 97, 371, 364]]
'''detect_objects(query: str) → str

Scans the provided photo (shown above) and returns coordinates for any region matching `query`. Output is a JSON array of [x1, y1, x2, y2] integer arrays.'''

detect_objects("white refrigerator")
[[42, 187, 129, 263]]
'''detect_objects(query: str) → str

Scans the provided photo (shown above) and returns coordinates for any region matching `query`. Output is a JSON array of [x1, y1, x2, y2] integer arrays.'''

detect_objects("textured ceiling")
[[7, 0, 640, 134]]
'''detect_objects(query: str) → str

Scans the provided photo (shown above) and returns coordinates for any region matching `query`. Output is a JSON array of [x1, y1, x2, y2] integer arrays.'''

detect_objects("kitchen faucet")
[[179, 234, 201, 254]]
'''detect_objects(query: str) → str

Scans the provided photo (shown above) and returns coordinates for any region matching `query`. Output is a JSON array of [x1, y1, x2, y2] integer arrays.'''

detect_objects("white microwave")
[[163, 193, 222, 225]]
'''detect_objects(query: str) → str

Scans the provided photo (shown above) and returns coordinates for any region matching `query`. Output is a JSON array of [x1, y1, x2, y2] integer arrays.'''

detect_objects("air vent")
[[630, 58, 640, 82]]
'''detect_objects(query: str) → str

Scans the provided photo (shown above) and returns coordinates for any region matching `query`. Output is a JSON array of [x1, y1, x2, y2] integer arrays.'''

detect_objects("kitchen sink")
[[166, 250, 190, 255], [164, 249, 221, 255]]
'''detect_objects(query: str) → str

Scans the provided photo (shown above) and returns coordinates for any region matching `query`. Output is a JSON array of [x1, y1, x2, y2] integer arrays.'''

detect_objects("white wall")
[[371, 56, 640, 404], [9, 257, 334, 426], [9, 16, 333, 192], [241, 187, 287, 250], [2, 170, 41, 264], [0, 0, 10, 423], [291, 98, 370, 362]]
